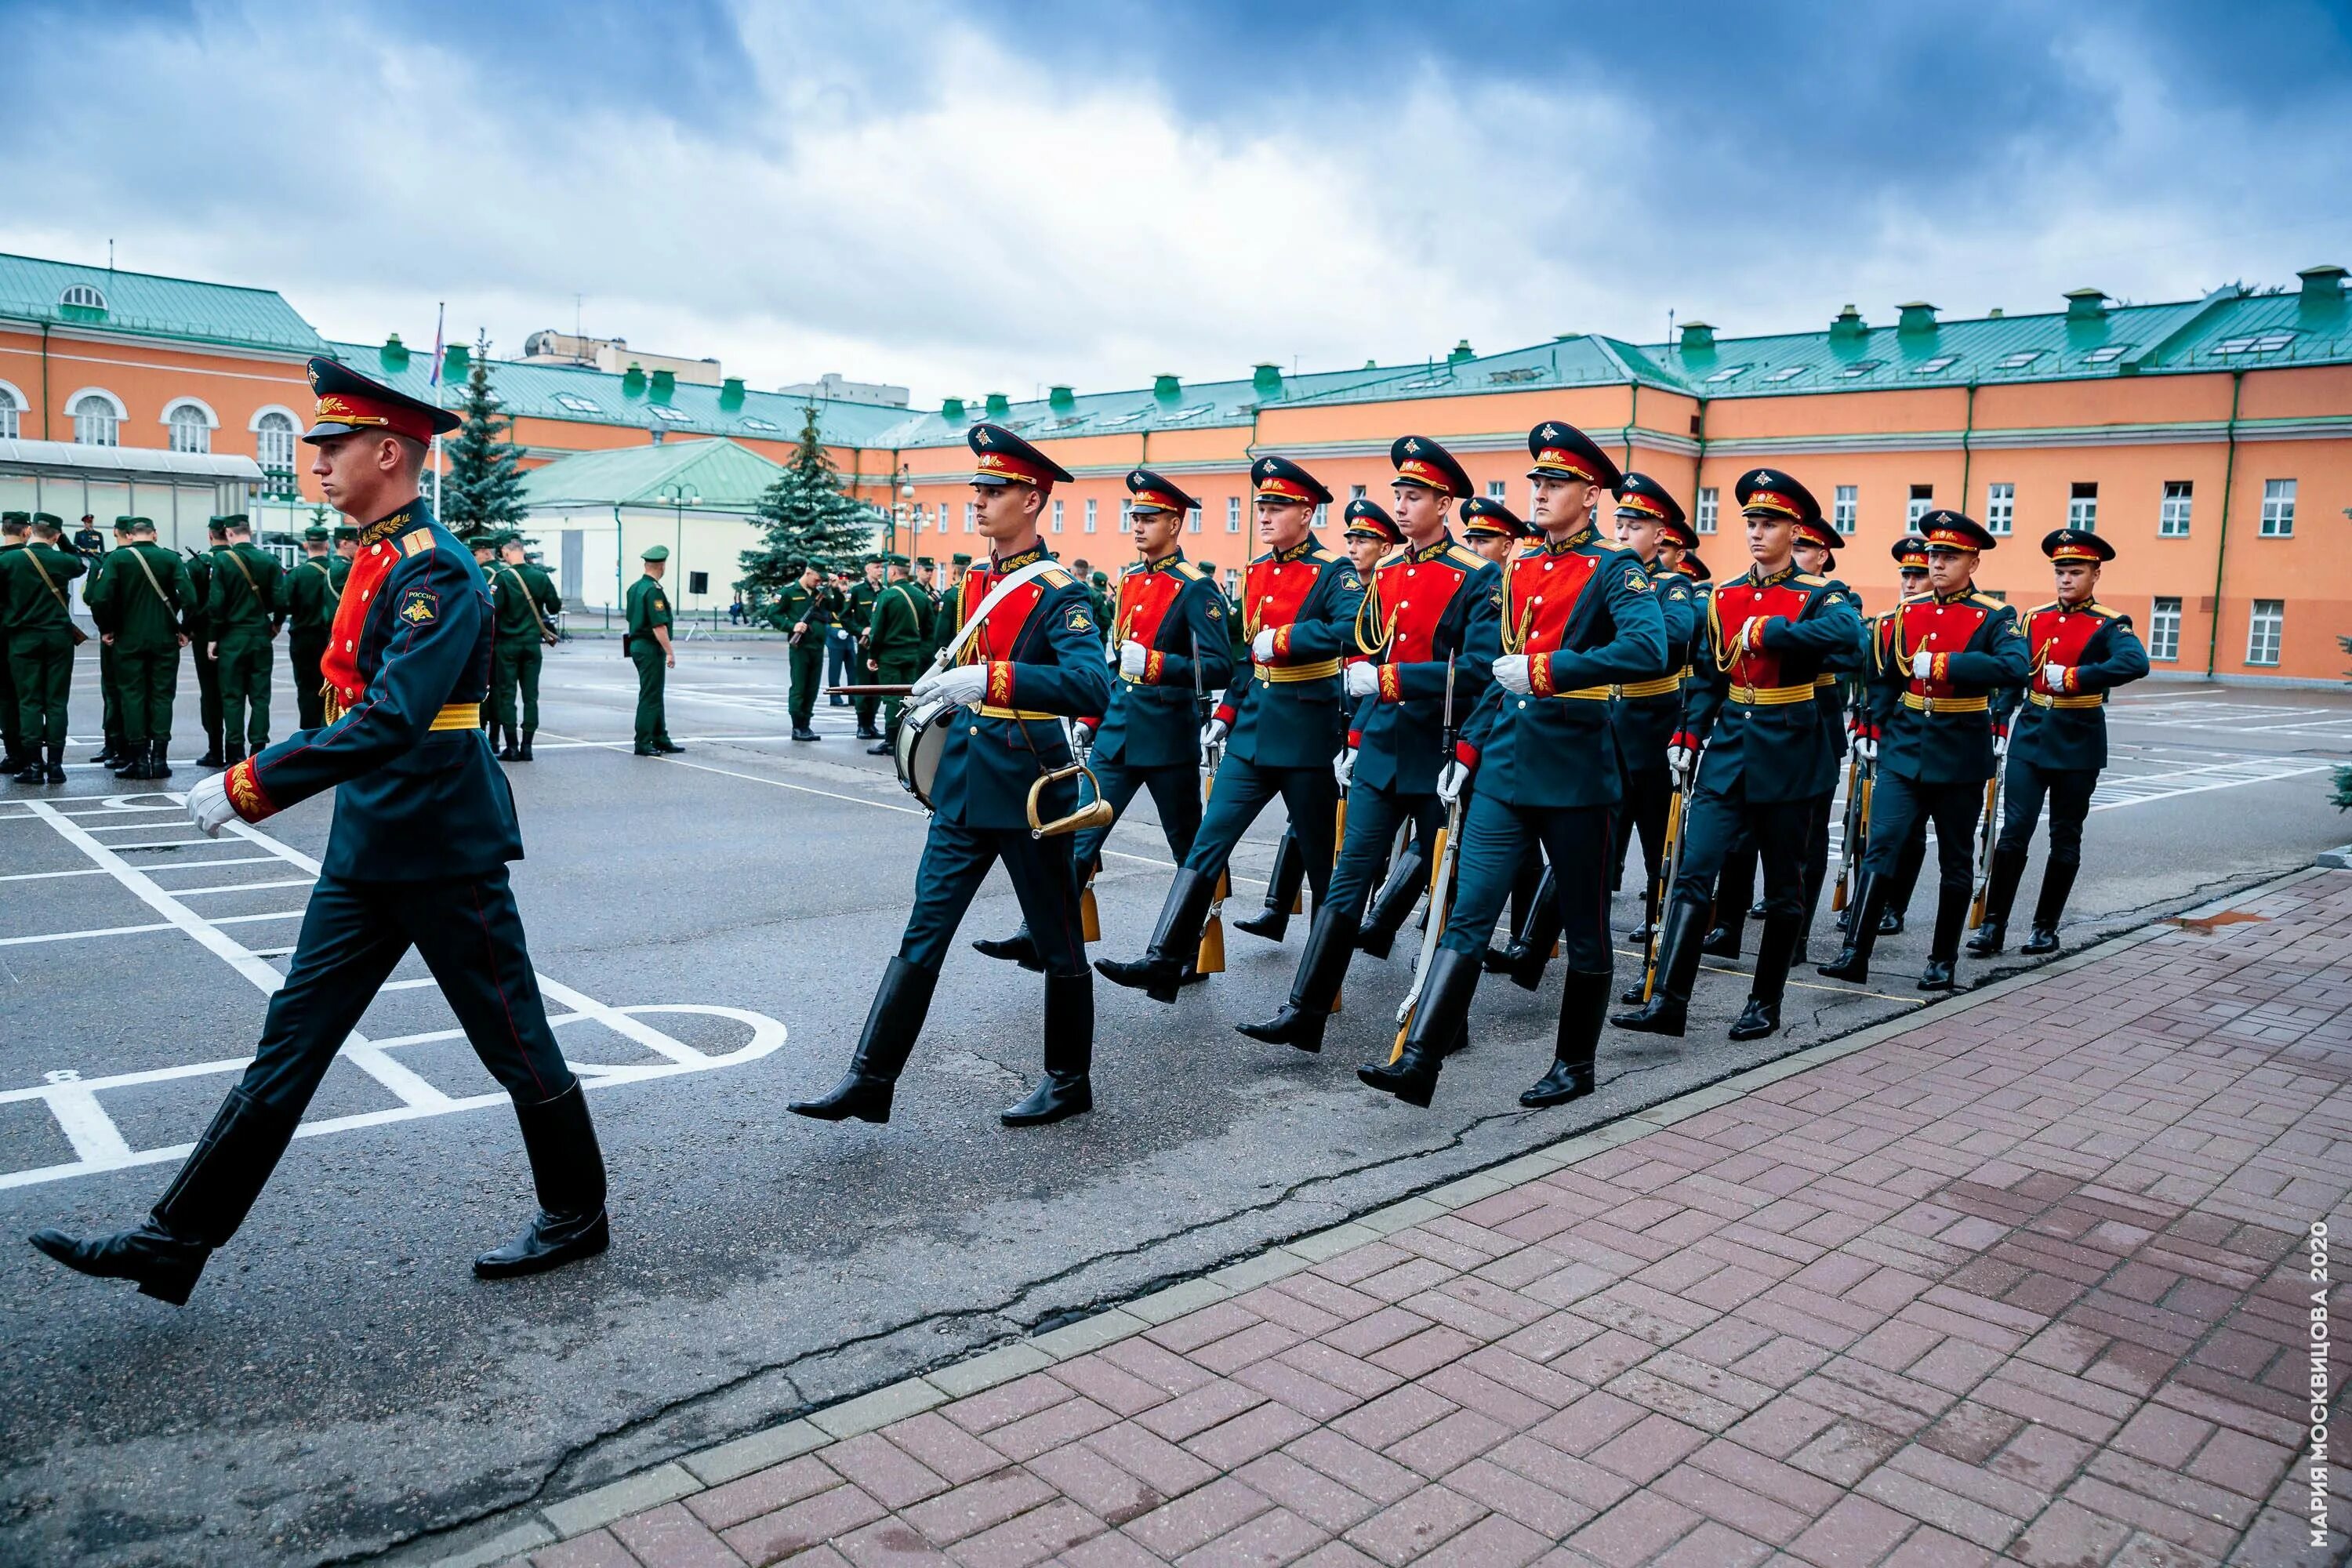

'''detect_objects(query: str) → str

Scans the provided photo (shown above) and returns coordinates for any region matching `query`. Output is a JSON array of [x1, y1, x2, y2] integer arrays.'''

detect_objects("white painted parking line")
[[0, 867, 107, 883], [170, 878, 317, 897], [0, 920, 177, 948]]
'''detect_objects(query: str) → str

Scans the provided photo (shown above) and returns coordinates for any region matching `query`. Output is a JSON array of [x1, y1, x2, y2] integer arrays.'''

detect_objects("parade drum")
[[894, 695, 953, 808]]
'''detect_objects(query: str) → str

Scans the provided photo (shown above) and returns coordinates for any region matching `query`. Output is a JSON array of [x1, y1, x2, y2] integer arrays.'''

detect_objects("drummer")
[[792, 424, 1113, 1128]]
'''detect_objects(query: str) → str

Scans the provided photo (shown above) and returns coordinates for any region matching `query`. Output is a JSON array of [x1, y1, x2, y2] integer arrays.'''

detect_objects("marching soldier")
[[2, 513, 85, 785], [973, 468, 1233, 972], [1856, 535, 1935, 937], [205, 514, 283, 765], [864, 554, 934, 755], [626, 545, 679, 756], [1096, 456, 1364, 1002], [1336, 498, 1436, 962], [1462, 495, 1526, 566], [1341, 502, 1396, 576], [1463, 496, 1562, 983], [31, 357, 609, 1303], [790, 423, 1112, 1127], [1240, 436, 1497, 1054], [1359, 421, 1667, 1108], [282, 526, 341, 733], [83, 517, 194, 780], [771, 559, 829, 741], [1820, 510, 2029, 988], [489, 534, 562, 760], [1970, 529, 2149, 955], [1791, 514, 1858, 953], [1612, 469, 1862, 1042], [85, 516, 138, 768], [1604, 475, 1699, 950], [849, 557, 886, 739], [187, 517, 232, 766], [0, 512, 26, 775]]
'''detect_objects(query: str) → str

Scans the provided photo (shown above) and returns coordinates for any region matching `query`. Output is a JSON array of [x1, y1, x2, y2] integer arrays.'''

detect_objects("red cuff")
[[1529, 653, 1556, 699], [1377, 665, 1401, 703], [2061, 666, 2078, 695], [1346, 728, 1363, 750], [987, 661, 1015, 707], [1272, 626, 1292, 661], [1931, 652, 1949, 684], [1994, 723, 2009, 739], [1214, 702, 1236, 729], [1076, 714, 1102, 733], [224, 757, 278, 822], [1454, 740, 1480, 769], [1671, 730, 1697, 752], [1144, 650, 1166, 684]]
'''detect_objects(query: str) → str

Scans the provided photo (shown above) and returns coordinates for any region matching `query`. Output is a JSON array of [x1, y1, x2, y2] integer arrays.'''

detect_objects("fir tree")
[[438, 332, 528, 534], [738, 402, 882, 598]]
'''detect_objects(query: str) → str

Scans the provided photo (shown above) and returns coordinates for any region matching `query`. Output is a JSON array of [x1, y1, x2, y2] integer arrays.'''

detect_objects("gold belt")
[[1814, 673, 1838, 688], [2029, 690, 2104, 710], [429, 702, 481, 731], [1550, 685, 1613, 702], [977, 705, 1060, 721], [1613, 673, 1683, 699], [1729, 683, 1813, 706], [1903, 691, 1989, 713], [1258, 659, 1341, 684]]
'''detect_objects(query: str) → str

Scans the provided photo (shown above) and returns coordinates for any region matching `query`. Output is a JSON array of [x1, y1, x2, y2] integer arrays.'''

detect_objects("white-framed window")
[[1907, 485, 1933, 527], [70, 390, 122, 446], [2068, 481, 2098, 532], [60, 282, 107, 311], [2247, 599, 2284, 666], [1833, 485, 1857, 535], [1349, 485, 1367, 502], [2150, 597, 2181, 662], [2159, 481, 2192, 537], [1051, 499, 1064, 534], [0, 382, 23, 440], [1118, 503, 1132, 534], [252, 408, 298, 479], [963, 502, 975, 532], [1486, 480, 1506, 500], [554, 393, 601, 414], [1186, 506, 1202, 535], [2260, 478, 2296, 537], [1312, 503, 1328, 528], [1984, 482, 2015, 535], [1695, 488, 1718, 535], [167, 402, 213, 453], [1225, 496, 1240, 533], [1084, 498, 1098, 533]]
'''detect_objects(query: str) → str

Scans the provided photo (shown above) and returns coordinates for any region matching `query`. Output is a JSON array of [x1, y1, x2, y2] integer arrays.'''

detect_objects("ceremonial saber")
[[1640, 763, 1689, 1004], [1195, 630, 1228, 975], [826, 684, 917, 696]]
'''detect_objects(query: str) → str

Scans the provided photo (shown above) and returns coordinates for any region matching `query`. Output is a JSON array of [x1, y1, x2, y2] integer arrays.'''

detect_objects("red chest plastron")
[[1370, 553, 1468, 662], [2026, 605, 2103, 695], [1114, 568, 1183, 648], [1505, 548, 1599, 656], [1896, 597, 1991, 699], [957, 569, 1047, 664], [319, 541, 399, 713], [1715, 579, 1811, 687], [1243, 554, 1320, 639]]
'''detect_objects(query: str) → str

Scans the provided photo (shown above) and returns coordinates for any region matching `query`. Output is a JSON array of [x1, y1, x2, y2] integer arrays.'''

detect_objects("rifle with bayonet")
[[1390, 659, 1462, 1059]]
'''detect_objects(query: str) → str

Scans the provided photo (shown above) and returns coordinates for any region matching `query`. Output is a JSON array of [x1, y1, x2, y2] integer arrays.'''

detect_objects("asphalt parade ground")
[[2, 643, 2349, 1567]]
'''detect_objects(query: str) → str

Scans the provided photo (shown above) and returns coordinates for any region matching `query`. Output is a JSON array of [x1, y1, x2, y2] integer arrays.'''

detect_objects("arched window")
[[168, 403, 212, 454], [0, 384, 20, 440], [71, 393, 119, 446], [60, 283, 107, 312], [255, 409, 297, 481]]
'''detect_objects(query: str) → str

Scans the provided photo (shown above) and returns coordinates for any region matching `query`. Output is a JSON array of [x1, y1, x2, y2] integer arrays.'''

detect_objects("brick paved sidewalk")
[[471, 871, 2352, 1568]]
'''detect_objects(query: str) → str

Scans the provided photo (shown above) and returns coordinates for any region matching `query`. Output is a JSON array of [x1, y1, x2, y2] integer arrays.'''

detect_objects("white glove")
[[1994, 730, 2009, 758], [1199, 717, 1229, 753], [1911, 650, 1934, 681], [914, 663, 989, 708], [1072, 720, 1094, 749], [1855, 734, 1878, 762], [1436, 759, 1469, 806], [1334, 748, 1356, 788], [1250, 628, 1279, 662], [185, 773, 238, 838], [2041, 662, 2069, 689], [1667, 743, 1696, 782], [1345, 662, 1380, 699], [1492, 654, 1533, 695], [1119, 640, 1149, 677]]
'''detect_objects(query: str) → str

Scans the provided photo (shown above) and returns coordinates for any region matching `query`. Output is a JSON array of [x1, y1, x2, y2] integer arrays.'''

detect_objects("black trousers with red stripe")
[[236, 869, 575, 1114]]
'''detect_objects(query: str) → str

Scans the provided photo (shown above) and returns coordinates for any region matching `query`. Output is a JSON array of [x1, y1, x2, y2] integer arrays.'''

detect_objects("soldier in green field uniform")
[[2, 513, 85, 785], [0, 512, 27, 774], [86, 517, 140, 768], [187, 517, 230, 766], [848, 557, 885, 739], [626, 544, 678, 756], [769, 558, 829, 742], [204, 515, 283, 765], [862, 554, 933, 755], [281, 526, 341, 733], [1086, 568, 1116, 651], [84, 517, 194, 779], [490, 534, 562, 760]]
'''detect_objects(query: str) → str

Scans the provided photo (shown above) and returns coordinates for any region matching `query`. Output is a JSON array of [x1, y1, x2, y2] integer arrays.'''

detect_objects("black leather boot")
[[196, 731, 223, 768], [224, 741, 247, 769], [1238, 908, 1359, 1053], [1880, 832, 1926, 934], [1233, 830, 1305, 941], [1818, 873, 1888, 982], [1965, 846, 2028, 956], [1505, 868, 1561, 992], [1004, 971, 1093, 1125], [150, 739, 172, 779], [972, 925, 1044, 971], [1918, 881, 1970, 991], [1611, 901, 1705, 1036], [1523, 970, 1608, 1107], [2022, 860, 2077, 955], [497, 725, 522, 762], [42, 742, 65, 784], [1356, 844, 1425, 960], [1730, 912, 1804, 1040], [10, 747, 43, 785], [517, 728, 535, 760], [1357, 946, 1480, 1108], [28, 1087, 297, 1305], [789, 956, 938, 1123], [474, 1082, 611, 1279], [1095, 869, 1215, 1004], [90, 735, 118, 765]]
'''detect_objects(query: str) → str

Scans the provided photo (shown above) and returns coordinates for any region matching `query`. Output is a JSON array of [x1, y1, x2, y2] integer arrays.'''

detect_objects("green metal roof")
[[1278, 334, 1682, 407], [0, 252, 328, 356], [517, 437, 787, 513], [324, 339, 915, 450]]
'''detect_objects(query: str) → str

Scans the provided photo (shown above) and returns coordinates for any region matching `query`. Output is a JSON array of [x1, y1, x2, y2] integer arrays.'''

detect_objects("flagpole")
[[429, 301, 446, 516]]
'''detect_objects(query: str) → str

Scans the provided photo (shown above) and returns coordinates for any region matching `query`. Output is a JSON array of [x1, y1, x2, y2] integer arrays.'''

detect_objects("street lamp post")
[[892, 463, 915, 557], [659, 481, 699, 610]]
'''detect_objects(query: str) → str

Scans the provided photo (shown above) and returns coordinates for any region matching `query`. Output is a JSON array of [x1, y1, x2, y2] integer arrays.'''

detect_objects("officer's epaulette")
[[1443, 544, 1486, 571], [2085, 601, 2121, 619], [1968, 592, 2003, 610], [1174, 560, 1210, 581], [1041, 568, 1073, 588], [1793, 572, 1828, 587], [398, 528, 435, 557]]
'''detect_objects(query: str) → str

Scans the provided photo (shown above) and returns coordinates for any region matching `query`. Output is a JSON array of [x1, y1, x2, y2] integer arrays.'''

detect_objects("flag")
[[427, 302, 446, 388]]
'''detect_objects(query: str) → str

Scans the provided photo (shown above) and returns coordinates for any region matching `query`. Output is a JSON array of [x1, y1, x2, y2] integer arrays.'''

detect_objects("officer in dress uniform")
[[791, 424, 1112, 1127], [1603, 474, 1699, 950], [1096, 456, 1365, 1002], [2, 513, 83, 786], [1612, 469, 1863, 1041], [31, 358, 609, 1304], [1462, 495, 1526, 566], [490, 534, 563, 760], [1343, 497, 1439, 963], [0, 512, 27, 775], [1361, 421, 1668, 1109], [1970, 529, 2149, 955], [206, 514, 283, 766], [771, 559, 829, 741], [972, 468, 1233, 973], [626, 545, 679, 756], [83, 517, 194, 780], [283, 525, 342, 734], [1790, 514, 1859, 955], [1856, 535, 1936, 937], [848, 557, 887, 739], [1820, 510, 2030, 988], [1240, 437, 1498, 1053]]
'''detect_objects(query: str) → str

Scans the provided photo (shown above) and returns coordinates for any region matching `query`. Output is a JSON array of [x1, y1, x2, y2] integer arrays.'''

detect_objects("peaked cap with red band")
[[2041, 527, 2114, 564], [1251, 455, 1333, 507], [1389, 434, 1472, 499], [302, 355, 460, 445], [969, 422, 1073, 490], [1125, 466, 1199, 515], [1791, 516, 1846, 551], [1613, 471, 1686, 531], [1679, 549, 1711, 582], [1343, 497, 1401, 541], [1458, 495, 1526, 539], [1734, 467, 1820, 525], [1918, 508, 1998, 553], [1525, 420, 1622, 488], [1891, 532, 1932, 569]]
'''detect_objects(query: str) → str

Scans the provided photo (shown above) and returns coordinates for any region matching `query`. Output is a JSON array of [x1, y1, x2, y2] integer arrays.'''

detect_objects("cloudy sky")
[[5, 0, 2349, 405]]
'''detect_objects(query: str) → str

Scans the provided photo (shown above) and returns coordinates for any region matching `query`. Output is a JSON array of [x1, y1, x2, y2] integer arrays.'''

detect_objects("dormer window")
[[60, 283, 107, 312]]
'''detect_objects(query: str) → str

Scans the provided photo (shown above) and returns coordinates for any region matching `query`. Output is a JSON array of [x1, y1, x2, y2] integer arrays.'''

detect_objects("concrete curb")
[[412, 864, 2333, 1566]]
